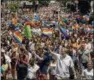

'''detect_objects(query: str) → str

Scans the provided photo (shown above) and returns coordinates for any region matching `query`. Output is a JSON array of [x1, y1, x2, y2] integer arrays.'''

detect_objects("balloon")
[[24, 25, 32, 38]]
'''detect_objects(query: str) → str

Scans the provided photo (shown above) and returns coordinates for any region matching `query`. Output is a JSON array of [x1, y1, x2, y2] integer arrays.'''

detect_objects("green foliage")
[[8, 2, 19, 12], [22, 0, 51, 6], [38, 0, 50, 5]]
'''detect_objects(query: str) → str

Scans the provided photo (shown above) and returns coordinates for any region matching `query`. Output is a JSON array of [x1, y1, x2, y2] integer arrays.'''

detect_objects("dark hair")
[[20, 48, 24, 51], [29, 58, 35, 66], [1, 55, 6, 64], [23, 54, 26, 60]]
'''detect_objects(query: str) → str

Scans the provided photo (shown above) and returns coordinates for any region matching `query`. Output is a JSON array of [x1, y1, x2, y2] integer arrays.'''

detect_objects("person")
[[10, 51, 18, 80], [78, 45, 91, 69], [26, 58, 39, 80], [49, 58, 57, 80], [1, 50, 9, 80], [16, 48, 29, 80], [2, 48, 12, 79], [39, 49, 52, 80], [84, 39, 93, 53], [48, 45, 77, 79], [81, 62, 94, 80], [31, 47, 52, 80]]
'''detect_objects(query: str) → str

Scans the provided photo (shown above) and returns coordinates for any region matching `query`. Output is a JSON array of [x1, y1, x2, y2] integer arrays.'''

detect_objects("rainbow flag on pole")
[[59, 27, 69, 39], [42, 28, 53, 37], [13, 31, 23, 44]]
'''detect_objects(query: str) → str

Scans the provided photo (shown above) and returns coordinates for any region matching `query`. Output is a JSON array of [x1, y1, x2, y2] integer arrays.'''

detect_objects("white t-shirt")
[[29, 42, 35, 51], [79, 50, 90, 63], [85, 43, 92, 52], [53, 53, 74, 78], [82, 69, 93, 79], [27, 64, 39, 79], [28, 52, 32, 61], [50, 62, 57, 75], [4, 54, 11, 64]]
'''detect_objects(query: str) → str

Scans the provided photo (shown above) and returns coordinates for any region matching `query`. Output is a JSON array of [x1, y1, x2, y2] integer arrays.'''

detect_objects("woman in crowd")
[[10, 51, 18, 80], [26, 58, 39, 80], [81, 62, 93, 80], [1, 50, 8, 80], [16, 48, 29, 80]]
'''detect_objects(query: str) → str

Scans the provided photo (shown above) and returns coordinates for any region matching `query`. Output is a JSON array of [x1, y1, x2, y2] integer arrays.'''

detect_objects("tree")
[[8, 1, 19, 13], [27, 0, 51, 6], [38, 0, 50, 5]]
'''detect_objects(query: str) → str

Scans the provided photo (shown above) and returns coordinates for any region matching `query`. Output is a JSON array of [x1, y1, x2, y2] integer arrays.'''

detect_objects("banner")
[[32, 28, 41, 36]]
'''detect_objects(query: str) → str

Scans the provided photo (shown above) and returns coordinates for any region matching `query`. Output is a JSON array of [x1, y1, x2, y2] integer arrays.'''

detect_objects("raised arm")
[[31, 50, 43, 60], [47, 45, 59, 58]]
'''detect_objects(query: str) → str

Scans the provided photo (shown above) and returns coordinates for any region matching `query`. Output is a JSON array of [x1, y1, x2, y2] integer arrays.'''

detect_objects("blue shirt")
[[40, 52, 52, 74]]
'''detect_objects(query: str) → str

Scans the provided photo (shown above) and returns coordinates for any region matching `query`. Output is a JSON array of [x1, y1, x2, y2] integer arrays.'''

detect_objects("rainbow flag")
[[42, 28, 53, 37], [13, 31, 23, 44], [59, 27, 69, 39]]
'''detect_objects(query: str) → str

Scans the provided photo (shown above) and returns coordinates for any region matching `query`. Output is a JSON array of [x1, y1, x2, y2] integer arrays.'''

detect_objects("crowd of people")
[[1, 1, 94, 80]]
